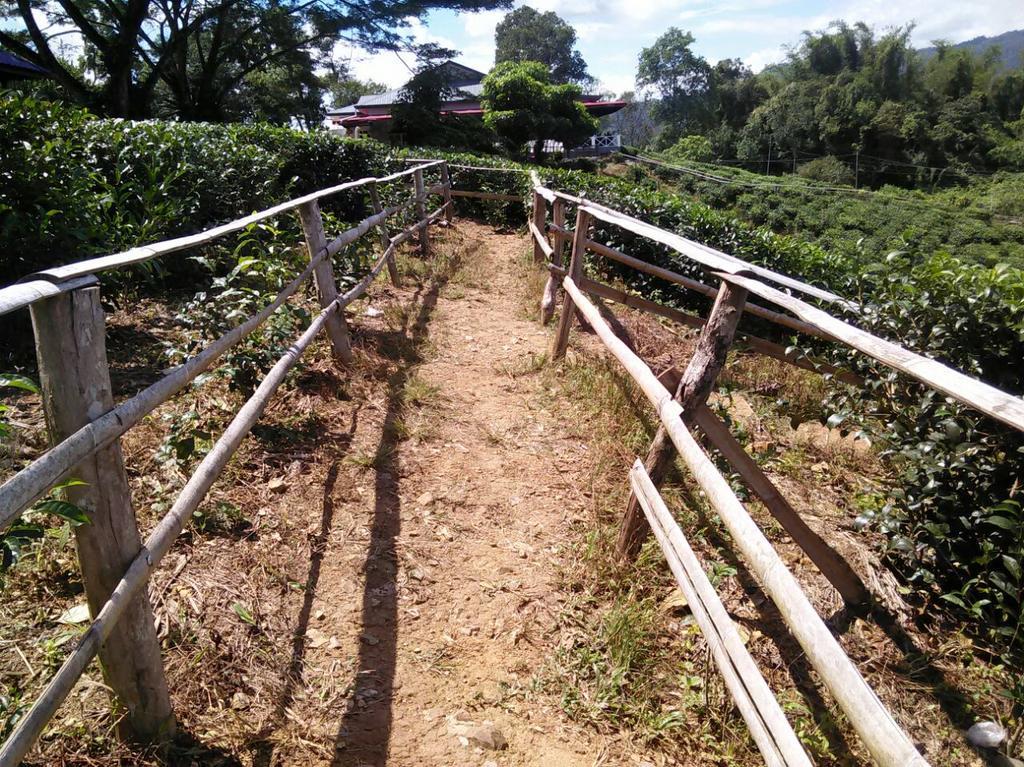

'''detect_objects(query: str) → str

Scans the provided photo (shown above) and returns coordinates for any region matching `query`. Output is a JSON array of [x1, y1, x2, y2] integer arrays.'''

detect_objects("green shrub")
[[796, 155, 854, 186], [663, 135, 713, 163], [0, 92, 393, 282], [3, 93, 1023, 657]]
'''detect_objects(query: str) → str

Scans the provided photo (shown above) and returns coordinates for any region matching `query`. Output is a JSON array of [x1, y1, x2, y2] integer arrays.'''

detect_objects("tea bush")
[[0, 92, 394, 283]]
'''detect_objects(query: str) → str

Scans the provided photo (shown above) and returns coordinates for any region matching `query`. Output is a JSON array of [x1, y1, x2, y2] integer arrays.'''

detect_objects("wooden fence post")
[[551, 209, 592, 359], [617, 281, 748, 559], [29, 286, 175, 743], [368, 182, 400, 287], [531, 191, 547, 264], [297, 200, 353, 365], [540, 199, 566, 324], [413, 167, 429, 257], [439, 163, 454, 224]]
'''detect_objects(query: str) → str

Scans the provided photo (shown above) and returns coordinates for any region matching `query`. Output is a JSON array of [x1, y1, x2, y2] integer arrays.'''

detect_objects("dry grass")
[[0, 224, 1017, 766], [522, 268, 1011, 765], [0, 226, 471, 766]]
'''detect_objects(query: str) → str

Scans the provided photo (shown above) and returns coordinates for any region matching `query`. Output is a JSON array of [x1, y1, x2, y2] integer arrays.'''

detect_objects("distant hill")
[[919, 29, 1024, 69]]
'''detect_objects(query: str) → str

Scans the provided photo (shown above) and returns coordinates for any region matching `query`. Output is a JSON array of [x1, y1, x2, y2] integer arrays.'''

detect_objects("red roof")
[[339, 100, 626, 127]]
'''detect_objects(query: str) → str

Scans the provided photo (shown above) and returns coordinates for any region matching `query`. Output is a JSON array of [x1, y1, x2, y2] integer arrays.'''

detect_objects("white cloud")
[[336, 0, 1024, 98]]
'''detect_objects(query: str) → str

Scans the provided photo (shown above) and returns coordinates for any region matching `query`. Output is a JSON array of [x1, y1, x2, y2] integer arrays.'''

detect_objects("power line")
[[619, 152, 1019, 225]]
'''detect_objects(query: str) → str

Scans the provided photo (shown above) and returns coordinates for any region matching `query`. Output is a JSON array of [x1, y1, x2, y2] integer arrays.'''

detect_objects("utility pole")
[[765, 136, 772, 175], [854, 146, 860, 189]]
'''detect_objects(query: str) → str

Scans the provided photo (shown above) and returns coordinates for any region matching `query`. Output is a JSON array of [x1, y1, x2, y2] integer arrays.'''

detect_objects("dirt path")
[[273, 222, 616, 766]]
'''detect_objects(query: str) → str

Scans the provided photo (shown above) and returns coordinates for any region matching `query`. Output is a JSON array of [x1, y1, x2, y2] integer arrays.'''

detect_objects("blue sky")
[[337, 0, 1024, 96]]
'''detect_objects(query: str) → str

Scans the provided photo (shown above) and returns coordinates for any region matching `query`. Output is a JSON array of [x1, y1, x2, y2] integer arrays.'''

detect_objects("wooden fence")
[[526, 172, 1024, 766], [0, 160, 489, 766], [3, 157, 1022, 766]]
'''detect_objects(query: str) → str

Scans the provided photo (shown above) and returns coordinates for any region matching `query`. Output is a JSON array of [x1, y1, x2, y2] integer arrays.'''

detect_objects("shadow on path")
[[331, 261, 454, 767], [249, 407, 359, 767]]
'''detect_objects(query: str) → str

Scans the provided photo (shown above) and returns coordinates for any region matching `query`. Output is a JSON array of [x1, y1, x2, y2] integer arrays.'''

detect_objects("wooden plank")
[[551, 210, 593, 360], [541, 199, 567, 325], [574, 201, 848, 307], [691, 406, 869, 604], [618, 280, 748, 559], [630, 462, 812, 767], [406, 159, 529, 173], [561, 276, 930, 767], [584, 237, 831, 341], [0, 250, 328, 534], [29, 287, 174, 744], [0, 276, 98, 317], [718, 272, 1024, 432], [532, 191, 547, 263], [529, 221, 554, 260], [448, 190, 522, 201], [19, 163, 441, 287], [439, 163, 454, 224], [298, 201, 353, 365], [566, 274, 861, 385], [0, 298, 343, 767]]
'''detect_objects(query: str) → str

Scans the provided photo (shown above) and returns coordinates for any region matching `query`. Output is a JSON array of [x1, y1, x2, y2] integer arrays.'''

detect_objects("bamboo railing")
[[0, 160, 452, 766]]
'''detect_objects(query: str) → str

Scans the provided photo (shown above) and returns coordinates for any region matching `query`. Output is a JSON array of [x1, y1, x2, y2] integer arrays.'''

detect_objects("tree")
[[0, 0, 509, 119], [664, 135, 713, 163], [482, 60, 598, 160], [494, 7, 591, 86], [602, 91, 657, 148], [390, 45, 499, 150], [321, 67, 385, 109], [637, 28, 713, 143]]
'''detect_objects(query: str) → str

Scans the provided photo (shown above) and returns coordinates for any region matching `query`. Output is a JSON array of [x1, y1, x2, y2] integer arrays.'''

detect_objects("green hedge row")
[[0, 93, 397, 283], [634, 158, 1024, 269]]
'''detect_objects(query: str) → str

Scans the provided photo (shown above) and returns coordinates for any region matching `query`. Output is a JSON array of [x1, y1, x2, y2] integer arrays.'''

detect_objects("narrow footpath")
[[271, 221, 618, 766]]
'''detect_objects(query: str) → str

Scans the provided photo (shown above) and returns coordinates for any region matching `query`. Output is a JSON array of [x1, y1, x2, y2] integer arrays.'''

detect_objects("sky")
[[335, 0, 1024, 97]]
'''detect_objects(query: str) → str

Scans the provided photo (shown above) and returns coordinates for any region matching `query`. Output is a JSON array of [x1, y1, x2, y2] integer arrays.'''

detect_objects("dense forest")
[[627, 23, 1024, 184]]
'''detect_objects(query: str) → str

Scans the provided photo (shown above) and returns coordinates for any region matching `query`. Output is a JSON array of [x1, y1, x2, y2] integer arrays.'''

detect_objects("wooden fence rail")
[[0, 160, 451, 766], [522, 172, 1024, 765], [557, 272, 929, 767], [6, 157, 1023, 766]]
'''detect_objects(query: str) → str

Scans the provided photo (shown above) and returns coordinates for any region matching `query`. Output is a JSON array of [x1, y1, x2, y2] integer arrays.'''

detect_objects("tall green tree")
[[482, 60, 597, 160], [0, 0, 510, 119], [637, 28, 713, 143], [494, 7, 591, 86]]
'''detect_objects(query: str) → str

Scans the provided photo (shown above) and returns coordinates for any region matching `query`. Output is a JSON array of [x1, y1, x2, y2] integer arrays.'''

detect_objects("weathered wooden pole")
[[540, 199, 567, 324], [439, 163, 454, 224], [551, 209, 593, 359], [29, 286, 175, 744], [413, 167, 429, 257], [368, 182, 400, 287], [297, 200, 353, 364], [616, 281, 747, 559]]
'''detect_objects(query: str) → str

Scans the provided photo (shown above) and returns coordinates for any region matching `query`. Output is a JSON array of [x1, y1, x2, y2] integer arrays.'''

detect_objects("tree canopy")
[[494, 7, 591, 86], [0, 0, 509, 120], [481, 60, 598, 158], [636, 22, 1024, 181]]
